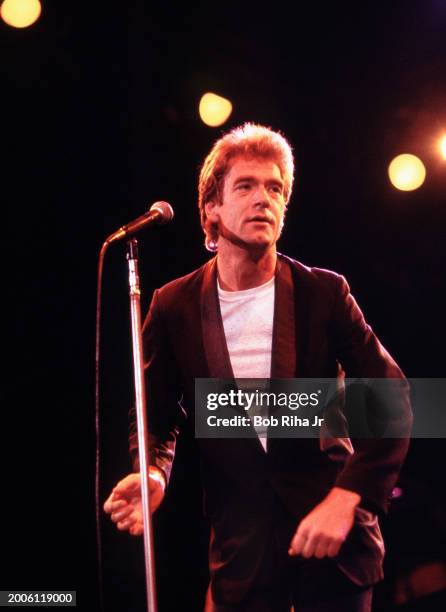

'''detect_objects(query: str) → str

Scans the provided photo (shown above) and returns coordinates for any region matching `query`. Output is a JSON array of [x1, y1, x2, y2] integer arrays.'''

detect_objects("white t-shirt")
[[218, 276, 275, 451]]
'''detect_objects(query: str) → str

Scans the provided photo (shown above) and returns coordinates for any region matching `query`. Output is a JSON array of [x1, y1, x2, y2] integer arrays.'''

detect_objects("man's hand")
[[288, 487, 361, 559], [103, 468, 166, 536]]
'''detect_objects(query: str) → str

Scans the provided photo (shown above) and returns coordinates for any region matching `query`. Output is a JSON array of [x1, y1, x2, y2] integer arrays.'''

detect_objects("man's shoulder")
[[153, 254, 348, 309], [279, 253, 346, 289], [155, 258, 212, 306]]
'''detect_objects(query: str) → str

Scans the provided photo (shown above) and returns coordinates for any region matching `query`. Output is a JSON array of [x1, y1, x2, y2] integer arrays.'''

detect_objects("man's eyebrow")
[[233, 175, 255, 185], [232, 175, 284, 188]]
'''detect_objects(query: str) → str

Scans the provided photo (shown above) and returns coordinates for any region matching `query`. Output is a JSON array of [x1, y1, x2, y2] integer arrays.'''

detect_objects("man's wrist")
[[149, 465, 167, 491], [327, 486, 361, 508]]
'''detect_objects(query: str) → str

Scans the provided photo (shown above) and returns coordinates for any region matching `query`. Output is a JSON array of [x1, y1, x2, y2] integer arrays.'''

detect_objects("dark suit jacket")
[[129, 254, 412, 604]]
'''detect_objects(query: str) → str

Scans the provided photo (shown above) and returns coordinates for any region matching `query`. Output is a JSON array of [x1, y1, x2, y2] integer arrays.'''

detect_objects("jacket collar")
[[200, 253, 297, 380]]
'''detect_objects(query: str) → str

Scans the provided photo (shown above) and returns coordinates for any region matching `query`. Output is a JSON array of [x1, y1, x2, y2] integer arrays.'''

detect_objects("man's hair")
[[198, 123, 295, 251]]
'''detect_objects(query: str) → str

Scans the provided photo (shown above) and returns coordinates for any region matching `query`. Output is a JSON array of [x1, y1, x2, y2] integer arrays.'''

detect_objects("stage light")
[[388, 154, 426, 191], [440, 135, 446, 160], [199, 92, 232, 127], [0, 0, 41, 28]]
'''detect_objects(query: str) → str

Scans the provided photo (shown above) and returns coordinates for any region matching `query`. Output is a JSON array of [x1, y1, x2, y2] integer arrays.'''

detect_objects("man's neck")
[[216, 243, 277, 291]]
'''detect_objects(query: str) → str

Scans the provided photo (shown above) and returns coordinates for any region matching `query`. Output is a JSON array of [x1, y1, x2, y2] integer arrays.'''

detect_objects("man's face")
[[205, 156, 287, 252]]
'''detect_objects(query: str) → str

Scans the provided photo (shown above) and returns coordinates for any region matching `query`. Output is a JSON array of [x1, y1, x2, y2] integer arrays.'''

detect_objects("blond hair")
[[198, 123, 294, 251]]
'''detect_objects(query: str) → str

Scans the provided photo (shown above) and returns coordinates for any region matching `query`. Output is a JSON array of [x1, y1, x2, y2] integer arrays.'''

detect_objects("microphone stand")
[[126, 238, 158, 612]]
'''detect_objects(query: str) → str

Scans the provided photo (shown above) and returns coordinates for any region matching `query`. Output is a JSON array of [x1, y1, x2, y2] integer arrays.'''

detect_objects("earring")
[[206, 238, 218, 252]]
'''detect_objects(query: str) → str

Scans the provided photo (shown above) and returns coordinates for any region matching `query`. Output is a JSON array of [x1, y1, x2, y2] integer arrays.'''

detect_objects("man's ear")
[[205, 200, 219, 222]]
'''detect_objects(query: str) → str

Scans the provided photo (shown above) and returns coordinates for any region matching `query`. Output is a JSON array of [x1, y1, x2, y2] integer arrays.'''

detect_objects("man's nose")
[[253, 184, 271, 208]]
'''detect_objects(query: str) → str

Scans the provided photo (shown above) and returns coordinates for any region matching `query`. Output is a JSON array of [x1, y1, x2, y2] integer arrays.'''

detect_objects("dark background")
[[1, 0, 445, 610]]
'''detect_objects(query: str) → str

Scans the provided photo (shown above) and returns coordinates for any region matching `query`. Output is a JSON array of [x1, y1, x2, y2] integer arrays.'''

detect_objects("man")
[[104, 123, 412, 611]]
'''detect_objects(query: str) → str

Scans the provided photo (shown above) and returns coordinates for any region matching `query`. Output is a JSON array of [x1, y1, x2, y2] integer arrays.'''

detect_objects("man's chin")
[[248, 238, 272, 249], [219, 229, 276, 251], [242, 239, 277, 257], [246, 231, 277, 248]]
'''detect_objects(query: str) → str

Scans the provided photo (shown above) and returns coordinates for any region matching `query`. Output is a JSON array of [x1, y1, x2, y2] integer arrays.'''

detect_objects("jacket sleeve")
[[330, 275, 413, 514], [128, 289, 186, 484]]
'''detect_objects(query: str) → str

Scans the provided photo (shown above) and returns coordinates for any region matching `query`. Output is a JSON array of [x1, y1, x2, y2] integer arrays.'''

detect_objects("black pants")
[[206, 514, 374, 612], [206, 558, 373, 611]]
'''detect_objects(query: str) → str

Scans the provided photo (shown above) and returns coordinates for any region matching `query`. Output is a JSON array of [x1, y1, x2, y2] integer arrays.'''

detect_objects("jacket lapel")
[[200, 258, 261, 447], [279, 253, 313, 377], [200, 254, 305, 380], [271, 255, 297, 378], [200, 257, 235, 380]]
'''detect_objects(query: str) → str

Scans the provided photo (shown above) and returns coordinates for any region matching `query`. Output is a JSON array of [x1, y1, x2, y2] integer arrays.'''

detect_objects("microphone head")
[[150, 201, 174, 224]]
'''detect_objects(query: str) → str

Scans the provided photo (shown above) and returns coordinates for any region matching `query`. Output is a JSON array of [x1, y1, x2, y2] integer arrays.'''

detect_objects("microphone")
[[106, 201, 174, 244]]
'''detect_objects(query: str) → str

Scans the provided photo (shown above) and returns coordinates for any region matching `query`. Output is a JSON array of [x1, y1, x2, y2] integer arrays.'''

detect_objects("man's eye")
[[269, 185, 283, 195], [236, 183, 250, 191]]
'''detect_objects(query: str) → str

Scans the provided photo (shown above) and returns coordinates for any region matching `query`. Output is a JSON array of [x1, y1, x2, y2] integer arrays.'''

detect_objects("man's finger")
[[104, 498, 127, 514], [289, 527, 308, 556], [117, 518, 136, 531], [103, 495, 120, 514], [314, 536, 330, 559], [301, 534, 317, 559], [327, 538, 343, 558], [129, 524, 143, 536], [111, 505, 133, 523]]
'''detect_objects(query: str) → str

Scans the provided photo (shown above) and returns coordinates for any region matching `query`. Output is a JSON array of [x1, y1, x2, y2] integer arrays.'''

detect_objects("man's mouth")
[[247, 216, 273, 224]]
